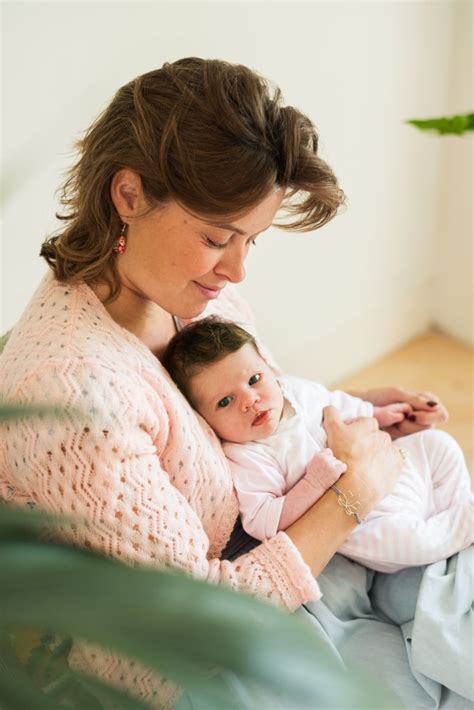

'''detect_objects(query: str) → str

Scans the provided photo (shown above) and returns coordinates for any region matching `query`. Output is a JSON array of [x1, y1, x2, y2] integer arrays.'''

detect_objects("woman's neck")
[[91, 281, 177, 359]]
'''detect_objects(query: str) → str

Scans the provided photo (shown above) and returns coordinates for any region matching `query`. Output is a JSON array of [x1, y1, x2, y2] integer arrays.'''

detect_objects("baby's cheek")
[[206, 412, 234, 442], [205, 412, 222, 435], [220, 415, 253, 445]]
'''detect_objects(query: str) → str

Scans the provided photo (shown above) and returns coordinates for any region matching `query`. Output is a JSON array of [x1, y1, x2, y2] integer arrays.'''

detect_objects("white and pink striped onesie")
[[224, 375, 474, 573]]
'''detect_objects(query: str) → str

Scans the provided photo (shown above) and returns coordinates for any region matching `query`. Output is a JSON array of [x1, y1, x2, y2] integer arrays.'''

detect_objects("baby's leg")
[[413, 428, 472, 511], [338, 431, 473, 572], [338, 500, 473, 573]]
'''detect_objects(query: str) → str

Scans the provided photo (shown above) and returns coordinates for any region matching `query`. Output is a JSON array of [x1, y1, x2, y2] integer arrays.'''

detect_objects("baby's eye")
[[248, 373, 261, 386], [217, 396, 233, 409]]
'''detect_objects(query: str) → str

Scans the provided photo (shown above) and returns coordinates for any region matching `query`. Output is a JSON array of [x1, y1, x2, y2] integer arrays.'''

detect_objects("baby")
[[163, 317, 473, 572]]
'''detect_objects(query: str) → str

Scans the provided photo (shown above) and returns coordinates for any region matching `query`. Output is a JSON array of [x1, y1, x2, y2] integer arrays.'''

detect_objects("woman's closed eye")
[[249, 373, 261, 385], [217, 395, 234, 409], [204, 235, 256, 250], [205, 236, 228, 250]]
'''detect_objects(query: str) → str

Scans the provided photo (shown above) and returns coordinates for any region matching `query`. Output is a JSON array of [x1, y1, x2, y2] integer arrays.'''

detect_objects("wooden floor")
[[333, 331, 474, 481]]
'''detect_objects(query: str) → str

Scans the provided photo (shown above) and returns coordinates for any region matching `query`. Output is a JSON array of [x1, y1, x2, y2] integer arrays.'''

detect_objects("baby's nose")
[[241, 391, 259, 412]]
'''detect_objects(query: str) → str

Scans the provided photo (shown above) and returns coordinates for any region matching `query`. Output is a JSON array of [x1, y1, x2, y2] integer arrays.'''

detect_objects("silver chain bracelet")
[[330, 484, 363, 524]]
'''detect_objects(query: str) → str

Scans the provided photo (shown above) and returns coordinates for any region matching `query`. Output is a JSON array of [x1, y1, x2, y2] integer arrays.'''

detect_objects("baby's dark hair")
[[163, 316, 257, 404]]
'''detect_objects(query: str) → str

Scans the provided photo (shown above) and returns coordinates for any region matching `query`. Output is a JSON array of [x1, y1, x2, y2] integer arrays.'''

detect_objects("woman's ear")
[[110, 168, 146, 216]]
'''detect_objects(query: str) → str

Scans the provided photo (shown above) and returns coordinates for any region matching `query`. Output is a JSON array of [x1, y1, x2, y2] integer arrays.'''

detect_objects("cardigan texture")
[[0, 272, 320, 707]]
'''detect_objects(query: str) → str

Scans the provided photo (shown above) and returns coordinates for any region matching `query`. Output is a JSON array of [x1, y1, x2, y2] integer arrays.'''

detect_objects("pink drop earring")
[[113, 223, 128, 254]]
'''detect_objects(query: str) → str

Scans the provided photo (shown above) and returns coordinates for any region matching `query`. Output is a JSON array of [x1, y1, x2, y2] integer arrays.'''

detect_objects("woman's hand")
[[322, 406, 403, 517], [355, 386, 449, 439]]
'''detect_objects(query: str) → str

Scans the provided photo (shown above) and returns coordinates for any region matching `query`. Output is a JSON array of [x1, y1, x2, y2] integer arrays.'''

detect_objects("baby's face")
[[190, 343, 284, 444]]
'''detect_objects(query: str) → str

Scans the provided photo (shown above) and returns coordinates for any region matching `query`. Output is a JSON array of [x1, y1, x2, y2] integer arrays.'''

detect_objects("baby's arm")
[[324, 385, 411, 429], [226, 445, 346, 539], [372, 403, 412, 428], [278, 449, 346, 530]]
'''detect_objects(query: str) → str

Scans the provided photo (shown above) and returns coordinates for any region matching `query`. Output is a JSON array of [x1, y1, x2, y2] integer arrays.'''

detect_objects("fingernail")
[[408, 414, 417, 422], [427, 400, 438, 407]]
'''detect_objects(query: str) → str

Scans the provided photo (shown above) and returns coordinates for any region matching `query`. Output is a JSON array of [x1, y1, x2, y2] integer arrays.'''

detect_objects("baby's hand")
[[373, 403, 412, 428], [305, 448, 347, 488]]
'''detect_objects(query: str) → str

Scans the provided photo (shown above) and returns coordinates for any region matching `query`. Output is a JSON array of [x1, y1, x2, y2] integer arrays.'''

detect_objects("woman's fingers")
[[415, 389, 439, 403], [324, 406, 379, 433], [394, 406, 447, 435], [408, 409, 446, 427], [322, 405, 342, 426], [342, 415, 380, 430], [323, 406, 388, 467], [390, 388, 438, 410], [323, 404, 403, 516], [381, 424, 401, 440], [415, 398, 449, 423], [385, 418, 435, 439], [361, 386, 445, 412], [361, 387, 449, 428]]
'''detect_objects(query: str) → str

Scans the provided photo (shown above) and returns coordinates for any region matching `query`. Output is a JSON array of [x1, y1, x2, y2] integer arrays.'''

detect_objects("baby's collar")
[[277, 377, 300, 417]]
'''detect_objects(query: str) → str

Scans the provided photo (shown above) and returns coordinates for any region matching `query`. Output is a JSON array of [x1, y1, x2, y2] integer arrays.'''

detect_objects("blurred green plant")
[[0, 402, 399, 710], [406, 112, 474, 135], [0, 401, 68, 422]]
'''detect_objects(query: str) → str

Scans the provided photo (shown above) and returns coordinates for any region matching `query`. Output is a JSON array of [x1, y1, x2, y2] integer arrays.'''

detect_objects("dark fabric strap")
[[220, 517, 260, 561]]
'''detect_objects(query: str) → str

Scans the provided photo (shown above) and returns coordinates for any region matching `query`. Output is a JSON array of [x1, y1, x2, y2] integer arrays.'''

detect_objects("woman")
[[1, 58, 458, 708]]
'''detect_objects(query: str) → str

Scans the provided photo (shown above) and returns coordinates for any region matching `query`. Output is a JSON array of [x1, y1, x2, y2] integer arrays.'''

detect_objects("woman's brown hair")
[[41, 57, 345, 301]]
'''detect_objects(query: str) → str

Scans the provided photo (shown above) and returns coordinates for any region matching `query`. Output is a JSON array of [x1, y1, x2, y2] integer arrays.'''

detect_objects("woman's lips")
[[193, 282, 222, 300], [252, 410, 270, 426]]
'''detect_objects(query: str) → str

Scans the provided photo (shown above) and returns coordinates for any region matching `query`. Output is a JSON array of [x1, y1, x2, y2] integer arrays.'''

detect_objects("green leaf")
[[406, 112, 474, 135], [0, 503, 75, 538], [0, 628, 149, 710], [0, 631, 60, 710], [0, 519, 398, 709], [0, 401, 69, 422]]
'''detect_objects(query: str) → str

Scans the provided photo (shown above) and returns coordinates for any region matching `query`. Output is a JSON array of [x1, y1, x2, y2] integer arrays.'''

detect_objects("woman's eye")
[[248, 373, 261, 386], [217, 396, 233, 408], [205, 235, 255, 250], [205, 236, 227, 250]]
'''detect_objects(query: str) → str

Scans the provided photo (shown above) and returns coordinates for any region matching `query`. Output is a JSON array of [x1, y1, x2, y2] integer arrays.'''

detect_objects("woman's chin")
[[175, 301, 209, 321]]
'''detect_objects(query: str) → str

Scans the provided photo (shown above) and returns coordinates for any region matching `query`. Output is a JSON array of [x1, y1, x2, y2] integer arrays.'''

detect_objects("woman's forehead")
[[178, 186, 285, 232]]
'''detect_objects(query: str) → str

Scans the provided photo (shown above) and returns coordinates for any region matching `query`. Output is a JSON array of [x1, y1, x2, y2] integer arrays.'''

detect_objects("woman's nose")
[[215, 246, 246, 284]]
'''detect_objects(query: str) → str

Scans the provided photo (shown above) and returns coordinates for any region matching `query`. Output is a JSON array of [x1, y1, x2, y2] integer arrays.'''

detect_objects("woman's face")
[[112, 170, 285, 319]]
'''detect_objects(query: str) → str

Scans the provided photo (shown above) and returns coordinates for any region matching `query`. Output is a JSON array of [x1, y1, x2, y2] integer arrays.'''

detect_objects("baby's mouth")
[[252, 410, 270, 426]]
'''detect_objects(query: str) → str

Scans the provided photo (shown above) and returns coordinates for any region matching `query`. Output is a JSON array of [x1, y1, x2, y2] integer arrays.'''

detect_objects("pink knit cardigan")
[[0, 273, 320, 706]]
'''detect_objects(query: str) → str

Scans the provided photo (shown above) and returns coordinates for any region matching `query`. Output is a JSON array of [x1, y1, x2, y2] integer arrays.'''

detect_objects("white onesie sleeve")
[[280, 376, 373, 437], [326, 387, 374, 420], [224, 443, 287, 540]]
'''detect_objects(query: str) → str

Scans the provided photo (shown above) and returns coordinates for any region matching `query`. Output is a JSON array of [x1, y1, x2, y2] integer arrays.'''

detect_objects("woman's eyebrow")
[[206, 222, 272, 235], [206, 222, 246, 234]]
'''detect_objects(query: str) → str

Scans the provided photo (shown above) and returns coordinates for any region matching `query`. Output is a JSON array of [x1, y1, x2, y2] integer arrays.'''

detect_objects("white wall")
[[432, 0, 473, 347], [1, 1, 469, 383]]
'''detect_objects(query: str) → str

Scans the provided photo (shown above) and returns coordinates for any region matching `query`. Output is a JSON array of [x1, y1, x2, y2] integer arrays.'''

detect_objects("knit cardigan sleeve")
[[4, 359, 318, 611], [1, 279, 320, 708], [3, 360, 319, 707]]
